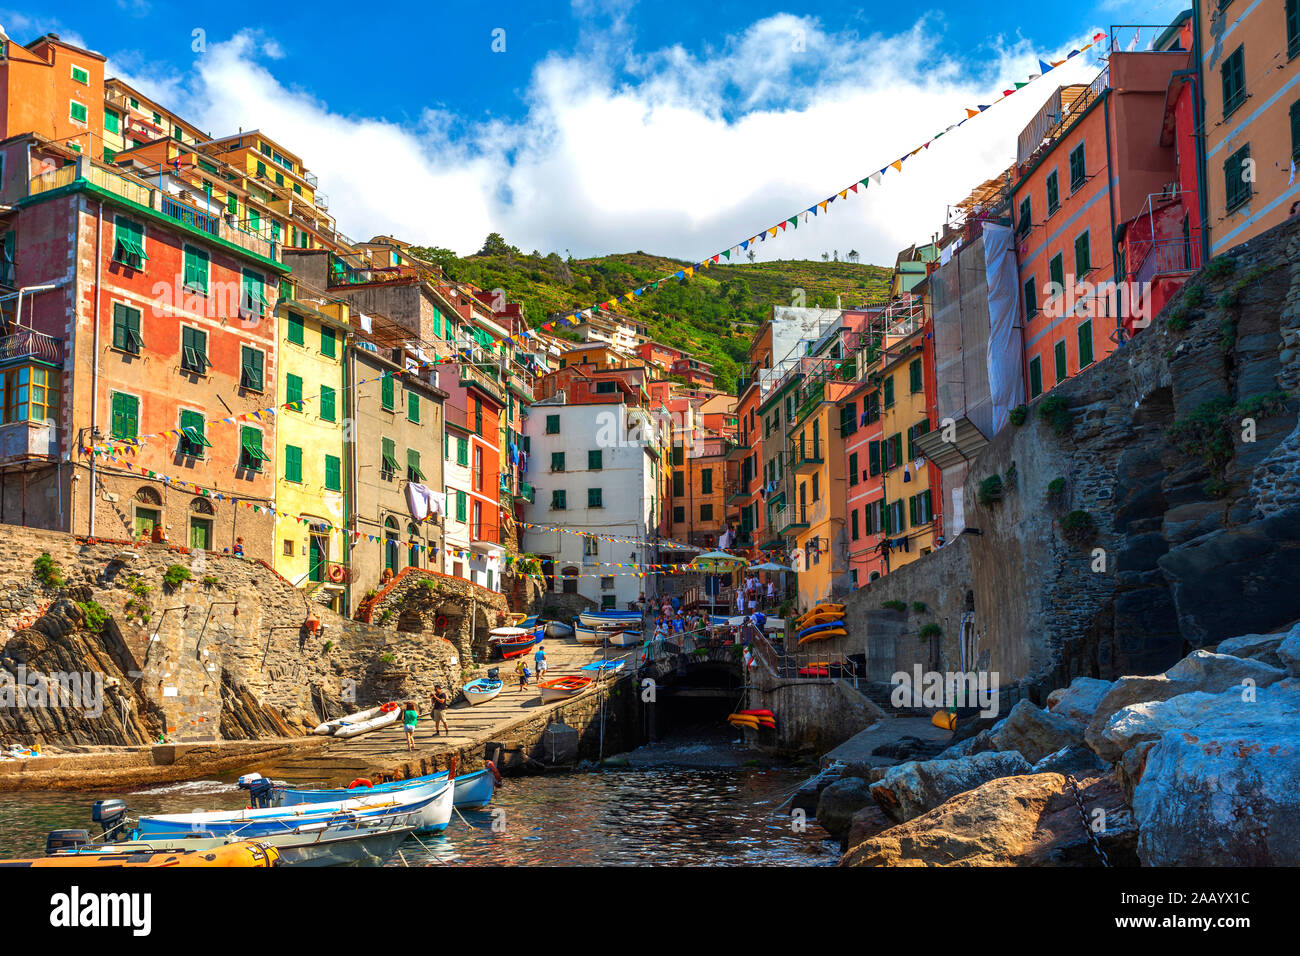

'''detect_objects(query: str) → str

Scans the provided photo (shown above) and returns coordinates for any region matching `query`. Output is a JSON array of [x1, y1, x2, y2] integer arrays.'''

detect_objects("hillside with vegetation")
[[410, 235, 893, 393]]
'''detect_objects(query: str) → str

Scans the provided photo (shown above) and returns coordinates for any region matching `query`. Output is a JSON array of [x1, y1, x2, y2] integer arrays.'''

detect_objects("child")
[[402, 700, 418, 752], [233, 537, 245, 558], [515, 657, 526, 691], [521, 663, 532, 691]]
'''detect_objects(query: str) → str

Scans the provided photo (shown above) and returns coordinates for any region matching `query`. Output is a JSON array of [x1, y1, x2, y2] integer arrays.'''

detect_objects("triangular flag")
[[966, 108, 979, 118], [1039, 59, 1052, 73], [891, 160, 903, 172]]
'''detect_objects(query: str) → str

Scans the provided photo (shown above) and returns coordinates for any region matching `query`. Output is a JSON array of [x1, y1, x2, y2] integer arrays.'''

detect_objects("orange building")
[[1195, 0, 1300, 257], [0, 32, 105, 154]]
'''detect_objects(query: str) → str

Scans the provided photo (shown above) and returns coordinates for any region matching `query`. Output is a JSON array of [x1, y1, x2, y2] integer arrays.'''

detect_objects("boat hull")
[[578, 611, 641, 628], [538, 677, 592, 703], [462, 679, 503, 705], [275, 768, 496, 812]]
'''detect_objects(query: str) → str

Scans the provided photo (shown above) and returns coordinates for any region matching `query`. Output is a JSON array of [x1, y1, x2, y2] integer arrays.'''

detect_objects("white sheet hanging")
[[982, 222, 1026, 434]]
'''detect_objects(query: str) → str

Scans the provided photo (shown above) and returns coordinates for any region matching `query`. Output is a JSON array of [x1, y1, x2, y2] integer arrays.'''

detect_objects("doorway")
[[308, 533, 327, 583]]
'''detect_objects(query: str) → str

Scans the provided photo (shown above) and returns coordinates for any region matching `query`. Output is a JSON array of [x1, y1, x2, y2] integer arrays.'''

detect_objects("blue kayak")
[[275, 768, 497, 811], [796, 619, 846, 639]]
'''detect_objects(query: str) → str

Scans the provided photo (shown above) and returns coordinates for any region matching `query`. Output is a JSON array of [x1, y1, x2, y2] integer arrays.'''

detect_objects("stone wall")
[[843, 215, 1300, 701], [0, 528, 468, 747]]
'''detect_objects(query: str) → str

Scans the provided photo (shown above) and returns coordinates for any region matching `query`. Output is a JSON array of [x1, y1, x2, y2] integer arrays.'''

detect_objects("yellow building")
[[273, 296, 351, 610], [873, 326, 936, 573]]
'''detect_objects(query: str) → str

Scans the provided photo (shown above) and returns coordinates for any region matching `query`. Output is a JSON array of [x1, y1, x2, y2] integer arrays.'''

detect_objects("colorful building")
[[272, 294, 350, 607]]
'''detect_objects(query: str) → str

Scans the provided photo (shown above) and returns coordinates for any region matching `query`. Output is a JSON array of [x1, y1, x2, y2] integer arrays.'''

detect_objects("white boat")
[[580, 659, 626, 679], [574, 622, 605, 645], [488, 626, 526, 643], [333, 703, 401, 739], [462, 678, 503, 706], [313, 703, 386, 736], [605, 630, 642, 648], [544, 621, 574, 638], [578, 610, 641, 628]]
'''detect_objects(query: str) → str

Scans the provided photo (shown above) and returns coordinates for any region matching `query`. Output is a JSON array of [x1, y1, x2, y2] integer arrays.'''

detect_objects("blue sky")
[[4, 0, 1190, 264]]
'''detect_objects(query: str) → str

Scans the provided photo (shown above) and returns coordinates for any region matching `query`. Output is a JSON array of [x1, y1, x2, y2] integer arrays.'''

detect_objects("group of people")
[[514, 644, 548, 690], [651, 608, 709, 640], [400, 684, 451, 752], [735, 575, 777, 615]]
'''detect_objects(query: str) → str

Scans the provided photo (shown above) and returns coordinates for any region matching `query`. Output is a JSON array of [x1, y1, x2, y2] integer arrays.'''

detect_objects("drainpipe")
[[88, 198, 104, 537], [1189, 5, 1210, 265], [1103, 93, 1121, 344]]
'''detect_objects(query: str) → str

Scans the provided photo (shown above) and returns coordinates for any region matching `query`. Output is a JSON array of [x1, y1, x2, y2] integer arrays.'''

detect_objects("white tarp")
[[982, 222, 1026, 433]]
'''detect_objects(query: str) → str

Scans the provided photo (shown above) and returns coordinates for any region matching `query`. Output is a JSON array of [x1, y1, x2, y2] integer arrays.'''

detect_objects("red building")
[[0, 138, 284, 554]]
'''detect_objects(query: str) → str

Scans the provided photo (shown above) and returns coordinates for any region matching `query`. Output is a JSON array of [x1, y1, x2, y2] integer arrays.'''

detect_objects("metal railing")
[[0, 329, 63, 365], [160, 195, 219, 236], [1131, 236, 1202, 285]]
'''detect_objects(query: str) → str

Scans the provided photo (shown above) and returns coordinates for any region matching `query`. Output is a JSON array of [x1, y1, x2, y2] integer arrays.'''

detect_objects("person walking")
[[430, 685, 450, 737], [401, 700, 418, 753], [515, 657, 527, 692], [534, 645, 548, 681], [765, 579, 776, 609]]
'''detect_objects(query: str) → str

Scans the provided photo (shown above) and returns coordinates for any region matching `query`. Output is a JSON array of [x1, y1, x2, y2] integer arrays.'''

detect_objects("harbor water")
[[0, 763, 838, 866]]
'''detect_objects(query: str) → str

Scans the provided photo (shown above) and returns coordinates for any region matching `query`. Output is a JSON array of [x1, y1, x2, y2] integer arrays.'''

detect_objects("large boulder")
[[1085, 650, 1288, 761], [1213, 633, 1289, 670], [815, 777, 875, 841], [1046, 677, 1113, 725], [843, 772, 1137, 867], [990, 700, 1087, 764], [1031, 745, 1109, 777], [1130, 680, 1300, 865], [870, 750, 1032, 824]]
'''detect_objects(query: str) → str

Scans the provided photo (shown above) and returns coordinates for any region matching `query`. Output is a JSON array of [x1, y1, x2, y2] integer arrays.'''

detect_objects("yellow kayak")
[[797, 628, 847, 644], [795, 604, 845, 628], [3, 841, 281, 868]]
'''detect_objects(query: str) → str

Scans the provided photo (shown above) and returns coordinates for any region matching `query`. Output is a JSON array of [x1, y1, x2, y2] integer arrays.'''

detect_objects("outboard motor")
[[91, 799, 129, 842], [237, 772, 275, 808], [486, 667, 500, 682], [46, 829, 91, 855]]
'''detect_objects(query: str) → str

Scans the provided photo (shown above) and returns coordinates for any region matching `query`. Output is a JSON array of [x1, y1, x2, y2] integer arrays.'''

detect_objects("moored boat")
[[273, 765, 499, 811], [604, 629, 642, 647], [579, 659, 626, 679], [537, 675, 593, 703], [496, 628, 544, 659], [4, 840, 281, 868], [462, 677, 503, 705], [332, 701, 401, 739], [578, 610, 641, 627], [313, 704, 387, 736]]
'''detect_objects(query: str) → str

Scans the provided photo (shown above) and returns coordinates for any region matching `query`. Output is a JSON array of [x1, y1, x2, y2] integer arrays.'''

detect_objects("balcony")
[[0, 419, 60, 465], [789, 438, 824, 474], [517, 481, 535, 504], [459, 361, 505, 404], [773, 505, 808, 535], [506, 366, 535, 402], [0, 330, 63, 366], [792, 380, 825, 427], [1132, 236, 1202, 285], [725, 480, 749, 505]]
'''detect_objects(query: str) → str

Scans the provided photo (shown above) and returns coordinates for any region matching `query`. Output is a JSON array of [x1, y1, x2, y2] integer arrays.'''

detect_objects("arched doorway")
[[384, 516, 400, 574], [188, 497, 214, 550], [134, 487, 163, 541]]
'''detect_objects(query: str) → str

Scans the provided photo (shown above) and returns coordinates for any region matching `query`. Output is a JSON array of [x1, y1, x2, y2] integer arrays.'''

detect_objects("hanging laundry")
[[426, 490, 446, 518], [903, 465, 912, 483], [405, 482, 432, 522]]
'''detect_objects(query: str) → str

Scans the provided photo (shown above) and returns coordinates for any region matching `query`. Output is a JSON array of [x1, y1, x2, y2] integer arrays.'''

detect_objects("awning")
[[912, 415, 989, 470]]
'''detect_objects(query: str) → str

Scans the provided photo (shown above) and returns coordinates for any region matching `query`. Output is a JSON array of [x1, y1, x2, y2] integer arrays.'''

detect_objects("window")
[[1074, 230, 1092, 277], [1223, 144, 1252, 213], [700, 504, 713, 521], [183, 246, 208, 294], [106, 111, 121, 135], [869, 440, 881, 476], [588, 487, 603, 508], [910, 490, 933, 525], [672, 506, 685, 523], [1077, 320, 1094, 369], [320, 385, 336, 422], [112, 216, 146, 269], [380, 372, 395, 410], [72, 66, 90, 88], [1045, 169, 1060, 215], [1029, 356, 1043, 398], [851, 508, 860, 540], [240, 427, 269, 471], [407, 391, 420, 423], [379, 437, 399, 478], [701, 468, 713, 493], [240, 347, 264, 391], [455, 490, 467, 523], [546, 414, 560, 434], [551, 489, 567, 510], [286, 373, 303, 408], [112, 303, 142, 354], [1290, 0, 1300, 59], [882, 375, 894, 408], [840, 401, 857, 437], [4, 366, 59, 424], [1023, 278, 1038, 318], [1293, 98, 1300, 162], [284, 444, 303, 483], [1054, 340, 1068, 384], [849, 452, 859, 486], [595, 380, 616, 394], [70, 100, 88, 124], [110, 392, 139, 440], [285, 313, 305, 347], [180, 326, 209, 374], [1048, 253, 1065, 295], [1221, 45, 1246, 117], [584, 537, 598, 558], [588, 449, 603, 471], [1068, 142, 1086, 191], [474, 403, 483, 436], [909, 358, 923, 393], [551, 452, 565, 472], [241, 270, 266, 316], [407, 449, 424, 482], [1016, 195, 1032, 237], [889, 433, 903, 470], [456, 436, 469, 466], [672, 471, 684, 496], [320, 326, 337, 359], [325, 455, 342, 492], [178, 409, 210, 458]]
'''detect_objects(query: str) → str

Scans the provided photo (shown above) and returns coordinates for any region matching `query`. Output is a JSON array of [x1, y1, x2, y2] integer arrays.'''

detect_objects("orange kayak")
[[3, 841, 281, 868]]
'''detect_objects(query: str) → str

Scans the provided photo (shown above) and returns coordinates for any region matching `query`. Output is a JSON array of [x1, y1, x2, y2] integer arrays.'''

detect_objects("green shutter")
[[909, 496, 918, 527], [1078, 320, 1094, 368], [240, 427, 270, 468], [1054, 341, 1068, 384], [325, 455, 341, 492], [1074, 231, 1091, 275], [70, 100, 88, 123], [104, 108, 120, 134], [320, 385, 336, 422], [113, 216, 147, 268], [1046, 170, 1059, 214], [381, 372, 394, 410], [241, 270, 266, 315], [1221, 46, 1245, 115], [1029, 357, 1043, 398], [1224, 144, 1252, 211], [883, 500, 892, 534], [381, 437, 398, 475], [456, 490, 468, 522], [551, 452, 565, 472], [909, 359, 923, 393], [178, 409, 210, 456], [456, 436, 468, 466], [546, 414, 560, 434], [588, 449, 602, 471], [1049, 253, 1065, 291], [183, 247, 208, 293], [408, 391, 420, 422], [551, 490, 566, 511], [286, 373, 303, 408], [1024, 278, 1037, 318], [112, 303, 142, 353], [701, 467, 712, 493], [883, 376, 894, 407], [588, 487, 603, 508], [240, 346, 264, 391], [869, 440, 881, 476], [1292, 98, 1300, 162], [320, 325, 337, 358], [407, 449, 424, 481], [110, 392, 138, 440], [1069, 143, 1086, 190], [285, 444, 303, 483], [181, 326, 208, 373], [287, 313, 304, 345]]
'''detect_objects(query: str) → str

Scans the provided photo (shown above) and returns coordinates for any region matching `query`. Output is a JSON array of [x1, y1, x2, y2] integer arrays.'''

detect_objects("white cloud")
[[109, 16, 1107, 269]]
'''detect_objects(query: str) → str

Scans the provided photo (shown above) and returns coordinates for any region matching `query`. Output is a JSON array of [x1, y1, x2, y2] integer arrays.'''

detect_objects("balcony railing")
[[507, 367, 535, 402], [0, 329, 63, 366], [773, 505, 808, 535], [517, 481, 535, 504], [1132, 236, 1202, 285], [160, 194, 218, 237], [789, 438, 823, 472], [459, 361, 505, 404]]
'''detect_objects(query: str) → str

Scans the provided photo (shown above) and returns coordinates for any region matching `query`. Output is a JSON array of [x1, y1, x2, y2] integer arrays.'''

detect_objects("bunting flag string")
[[511, 33, 1106, 350], [519, 521, 704, 553]]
